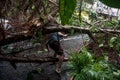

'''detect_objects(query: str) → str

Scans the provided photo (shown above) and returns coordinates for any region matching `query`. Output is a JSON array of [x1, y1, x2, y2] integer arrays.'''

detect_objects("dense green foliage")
[[109, 37, 120, 54], [68, 48, 120, 80]]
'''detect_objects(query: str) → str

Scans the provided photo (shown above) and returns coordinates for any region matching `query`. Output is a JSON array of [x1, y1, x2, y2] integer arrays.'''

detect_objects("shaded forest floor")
[[0, 34, 120, 80], [0, 35, 85, 80]]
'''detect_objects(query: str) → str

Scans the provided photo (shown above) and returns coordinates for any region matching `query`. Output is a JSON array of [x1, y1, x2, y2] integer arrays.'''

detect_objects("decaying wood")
[[0, 54, 69, 63], [44, 26, 120, 34], [44, 26, 120, 43], [0, 25, 120, 46], [0, 34, 31, 46]]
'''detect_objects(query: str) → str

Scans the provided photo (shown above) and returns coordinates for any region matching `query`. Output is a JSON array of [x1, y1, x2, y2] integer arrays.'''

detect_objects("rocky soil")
[[0, 35, 87, 80]]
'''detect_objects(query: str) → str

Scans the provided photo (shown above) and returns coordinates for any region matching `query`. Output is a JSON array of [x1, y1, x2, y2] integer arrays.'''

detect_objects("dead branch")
[[0, 54, 69, 63], [44, 26, 120, 34], [49, 0, 58, 7], [0, 34, 32, 46], [0, 26, 120, 46]]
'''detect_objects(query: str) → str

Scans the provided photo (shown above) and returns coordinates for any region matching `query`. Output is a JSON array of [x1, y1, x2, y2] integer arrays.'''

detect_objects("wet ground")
[[0, 34, 88, 80]]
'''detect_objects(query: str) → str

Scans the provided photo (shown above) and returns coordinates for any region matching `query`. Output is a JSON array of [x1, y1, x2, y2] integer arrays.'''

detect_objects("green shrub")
[[68, 47, 120, 80]]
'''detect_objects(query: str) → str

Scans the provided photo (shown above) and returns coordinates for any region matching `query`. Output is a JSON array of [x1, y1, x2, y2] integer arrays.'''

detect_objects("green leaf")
[[99, 0, 120, 8], [110, 37, 117, 43], [99, 43, 104, 47], [59, 0, 76, 25], [32, 5, 35, 10], [36, 50, 43, 54]]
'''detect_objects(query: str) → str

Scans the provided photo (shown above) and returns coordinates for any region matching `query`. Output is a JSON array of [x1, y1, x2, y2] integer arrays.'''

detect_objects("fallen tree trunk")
[[0, 34, 32, 46], [44, 26, 120, 43], [44, 26, 120, 34], [0, 54, 69, 63], [0, 26, 120, 46]]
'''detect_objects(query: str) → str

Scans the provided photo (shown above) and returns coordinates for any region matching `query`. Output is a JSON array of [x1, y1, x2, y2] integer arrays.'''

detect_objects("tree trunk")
[[0, 26, 120, 46]]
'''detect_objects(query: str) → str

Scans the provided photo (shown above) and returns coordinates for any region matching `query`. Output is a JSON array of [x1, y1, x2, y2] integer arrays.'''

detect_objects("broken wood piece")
[[0, 54, 69, 63]]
